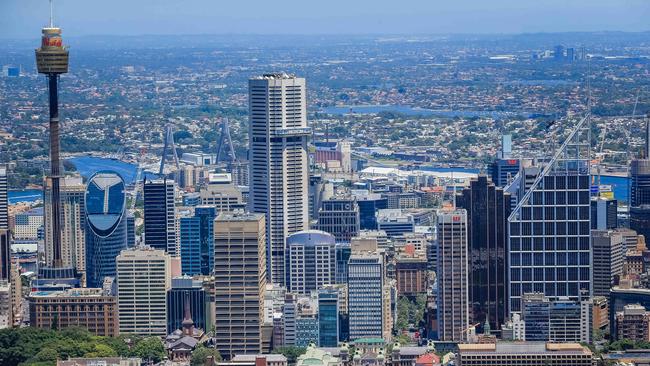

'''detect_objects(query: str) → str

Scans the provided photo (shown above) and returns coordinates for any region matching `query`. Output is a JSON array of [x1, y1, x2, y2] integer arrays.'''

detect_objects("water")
[[600, 175, 629, 203], [8, 189, 43, 204], [319, 105, 531, 118]]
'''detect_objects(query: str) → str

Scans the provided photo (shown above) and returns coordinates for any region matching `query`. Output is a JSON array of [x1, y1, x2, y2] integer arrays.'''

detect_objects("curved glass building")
[[85, 171, 128, 287]]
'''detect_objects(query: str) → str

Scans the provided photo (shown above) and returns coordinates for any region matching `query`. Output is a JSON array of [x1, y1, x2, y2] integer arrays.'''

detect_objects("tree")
[[33, 348, 58, 363], [85, 344, 118, 358], [191, 344, 222, 366], [131, 337, 166, 364], [272, 346, 306, 364]]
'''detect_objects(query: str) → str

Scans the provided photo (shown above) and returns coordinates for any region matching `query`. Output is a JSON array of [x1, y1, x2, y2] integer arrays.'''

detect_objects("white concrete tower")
[[248, 73, 310, 286]]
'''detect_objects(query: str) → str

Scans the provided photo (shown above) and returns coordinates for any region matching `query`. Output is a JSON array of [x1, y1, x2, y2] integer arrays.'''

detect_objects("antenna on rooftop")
[[49, 0, 54, 28]]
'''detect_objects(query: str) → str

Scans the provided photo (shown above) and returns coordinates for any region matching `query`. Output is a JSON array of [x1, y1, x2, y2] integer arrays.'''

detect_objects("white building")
[[348, 253, 385, 341], [13, 208, 43, 240], [116, 247, 171, 336], [248, 73, 309, 286]]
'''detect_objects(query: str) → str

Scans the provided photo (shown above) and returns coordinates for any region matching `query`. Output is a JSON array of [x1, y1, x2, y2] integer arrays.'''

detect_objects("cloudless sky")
[[1, 0, 649, 38]]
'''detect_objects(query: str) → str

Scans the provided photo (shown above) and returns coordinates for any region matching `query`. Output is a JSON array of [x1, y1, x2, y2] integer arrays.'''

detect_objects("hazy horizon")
[[2, 0, 649, 38]]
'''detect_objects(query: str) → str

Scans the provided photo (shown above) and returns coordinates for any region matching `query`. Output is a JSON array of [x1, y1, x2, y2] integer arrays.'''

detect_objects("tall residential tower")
[[248, 74, 310, 286]]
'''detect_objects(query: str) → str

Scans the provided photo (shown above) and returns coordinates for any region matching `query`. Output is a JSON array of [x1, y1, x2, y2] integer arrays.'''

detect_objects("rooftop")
[[458, 342, 591, 355]]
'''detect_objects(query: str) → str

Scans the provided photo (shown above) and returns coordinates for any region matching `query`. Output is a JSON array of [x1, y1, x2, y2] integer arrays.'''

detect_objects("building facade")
[[508, 119, 591, 312], [456, 175, 511, 335], [213, 212, 266, 359], [180, 206, 217, 276], [167, 276, 208, 333], [592, 230, 624, 297], [143, 178, 177, 256], [117, 247, 171, 336], [248, 74, 309, 286], [44, 176, 86, 277], [287, 230, 336, 295], [347, 253, 384, 341], [436, 209, 469, 342], [84, 172, 128, 288], [316, 197, 360, 243], [29, 288, 118, 336]]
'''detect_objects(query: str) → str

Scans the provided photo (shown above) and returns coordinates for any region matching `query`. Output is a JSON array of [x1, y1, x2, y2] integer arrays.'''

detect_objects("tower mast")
[[36, 0, 69, 268]]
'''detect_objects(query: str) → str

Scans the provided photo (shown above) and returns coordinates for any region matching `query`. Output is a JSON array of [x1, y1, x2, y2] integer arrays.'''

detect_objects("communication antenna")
[[49, 0, 54, 27]]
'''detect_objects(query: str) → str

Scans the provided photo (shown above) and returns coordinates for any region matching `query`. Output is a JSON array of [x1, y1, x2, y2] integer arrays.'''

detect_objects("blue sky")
[[2, 0, 649, 38]]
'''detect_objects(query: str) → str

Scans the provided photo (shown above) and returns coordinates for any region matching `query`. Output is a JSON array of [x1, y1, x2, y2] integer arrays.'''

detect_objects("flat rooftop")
[[458, 342, 590, 355]]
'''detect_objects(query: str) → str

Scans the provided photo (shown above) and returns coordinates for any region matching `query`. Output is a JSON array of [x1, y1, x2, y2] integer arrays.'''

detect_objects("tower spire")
[[49, 0, 54, 28], [182, 291, 194, 336]]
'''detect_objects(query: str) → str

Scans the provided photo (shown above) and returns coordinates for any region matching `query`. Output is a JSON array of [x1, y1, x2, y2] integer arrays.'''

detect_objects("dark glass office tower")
[[167, 276, 207, 333], [508, 116, 591, 313], [357, 196, 388, 230], [143, 178, 177, 256], [180, 206, 217, 276], [457, 175, 511, 335], [85, 171, 128, 288]]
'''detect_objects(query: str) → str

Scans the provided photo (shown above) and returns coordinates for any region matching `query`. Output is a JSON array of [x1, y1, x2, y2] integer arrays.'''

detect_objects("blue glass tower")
[[180, 206, 217, 276], [167, 276, 208, 333], [318, 288, 339, 347], [85, 171, 128, 288]]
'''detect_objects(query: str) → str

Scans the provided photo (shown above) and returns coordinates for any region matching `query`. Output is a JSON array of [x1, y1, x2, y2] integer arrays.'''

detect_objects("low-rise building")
[[456, 342, 593, 365], [29, 287, 118, 336], [616, 304, 650, 342]]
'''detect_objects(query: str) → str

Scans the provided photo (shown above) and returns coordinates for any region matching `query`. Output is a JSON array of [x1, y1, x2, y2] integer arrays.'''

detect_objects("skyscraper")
[[84, 172, 128, 288], [347, 253, 384, 341], [287, 230, 336, 295], [318, 288, 339, 347], [36, 11, 69, 270], [117, 246, 171, 336], [592, 230, 624, 298], [436, 209, 469, 342], [508, 116, 591, 313], [316, 197, 360, 243], [44, 176, 86, 279], [456, 175, 511, 335], [0, 166, 8, 230], [213, 212, 266, 359], [249, 74, 310, 286], [180, 205, 217, 276], [144, 178, 177, 256], [167, 276, 208, 333]]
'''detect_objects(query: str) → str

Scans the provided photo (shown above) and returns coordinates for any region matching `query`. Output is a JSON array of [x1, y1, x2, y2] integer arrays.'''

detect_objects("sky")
[[1, 0, 649, 38]]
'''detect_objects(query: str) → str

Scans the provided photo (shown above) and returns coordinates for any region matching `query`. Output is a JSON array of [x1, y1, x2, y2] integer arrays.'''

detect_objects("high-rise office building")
[[249, 74, 309, 286], [143, 178, 177, 256], [436, 209, 469, 342], [592, 230, 624, 297], [631, 160, 650, 207], [84, 172, 128, 288], [347, 253, 384, 341], [615, 304, 650, 342], [0, 166, 8, 230], [199, 173, 243, 211], [353, 191, 388, 230], [489, 135, 520, 187], [180, 205, 217, 276], [508, 116, 591, 312], [287, 230, 336, 295], [318, 288, 339, 347], [44, 176, 86, 277], [521, 293, 591, 343], [591, 196, 618, 230], [456, 175, 511, 335], [167, 276, 207, 333], [0, 230, 9, 283], [214, 212, 266, 359], [116, 247, 171, 336], [126, 214, 135, 247], [13, 207, 43, 240], [316, 197, 360, 243]]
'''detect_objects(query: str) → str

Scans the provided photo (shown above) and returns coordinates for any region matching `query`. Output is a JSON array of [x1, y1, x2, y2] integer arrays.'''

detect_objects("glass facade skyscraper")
[[167, 276, 207, 333], [85, 171, 128, 288], [457, 175, 511, 335], [144, 178, 177, 256], [180, 206, 217, 276], [508, 116, 591, 313], [318, 288, 339, 347]]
